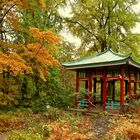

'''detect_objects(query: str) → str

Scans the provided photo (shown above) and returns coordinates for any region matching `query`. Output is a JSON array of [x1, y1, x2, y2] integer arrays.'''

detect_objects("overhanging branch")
[[64, 18, 100, 42]]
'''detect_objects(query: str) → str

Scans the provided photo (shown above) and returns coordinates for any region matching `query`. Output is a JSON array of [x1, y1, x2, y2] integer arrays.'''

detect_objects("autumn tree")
[[18, 0, 67, 101], [0, 0, 73, 109], [65, 0, 140, 56], [0, 0, 29, 94], [0, 0, 61, 95]]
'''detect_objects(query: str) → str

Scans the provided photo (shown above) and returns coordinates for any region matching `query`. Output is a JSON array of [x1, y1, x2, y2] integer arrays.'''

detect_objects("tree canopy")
[[65, 0, 140, 58]]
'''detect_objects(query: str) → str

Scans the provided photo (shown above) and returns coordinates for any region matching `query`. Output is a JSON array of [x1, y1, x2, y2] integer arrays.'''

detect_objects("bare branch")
[[64, 18, 100, 42]]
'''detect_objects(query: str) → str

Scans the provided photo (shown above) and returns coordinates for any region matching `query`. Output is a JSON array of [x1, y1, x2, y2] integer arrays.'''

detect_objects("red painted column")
[[120, 65, 124, 105], [93, 77, 96, 102], [103, 70, 107, 110], [75, 71, 79, 108], [112, 80, 115, 101], [101, 78, 103, 105], [88, 74, 92, 109]]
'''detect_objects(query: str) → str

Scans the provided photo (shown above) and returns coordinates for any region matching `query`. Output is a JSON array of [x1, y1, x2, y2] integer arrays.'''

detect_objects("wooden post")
[[112, 80, 115, 101], [75, 71, 79, 108], [88, 74, 92, 109], [93, 77, 96, 102], [103, 70, 107, 110], [120, 65, 124, 105], [101, 78, 103, 105]]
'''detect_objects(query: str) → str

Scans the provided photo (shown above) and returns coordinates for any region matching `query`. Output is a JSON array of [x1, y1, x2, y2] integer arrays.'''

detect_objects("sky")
[[133, 0, 140, 33], [59, 0, 140, 45]]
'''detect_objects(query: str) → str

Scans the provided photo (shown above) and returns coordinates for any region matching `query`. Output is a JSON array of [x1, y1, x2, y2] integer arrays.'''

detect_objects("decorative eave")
[[62, 49, 140, 70], [128, 59, 140, 69]]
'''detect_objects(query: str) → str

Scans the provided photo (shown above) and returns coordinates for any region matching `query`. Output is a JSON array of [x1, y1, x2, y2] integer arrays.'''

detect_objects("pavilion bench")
[[78, 99, 88, 107], [106, 101, 129, 109], [106, 101, 120, 109]]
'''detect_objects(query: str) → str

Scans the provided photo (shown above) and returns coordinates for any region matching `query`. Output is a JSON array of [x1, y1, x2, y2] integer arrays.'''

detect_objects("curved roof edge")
[[62, 49, 135, 69]]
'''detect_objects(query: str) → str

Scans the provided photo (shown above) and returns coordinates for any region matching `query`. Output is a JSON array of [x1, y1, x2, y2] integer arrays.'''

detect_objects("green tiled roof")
[[62, 49, 140, 69]]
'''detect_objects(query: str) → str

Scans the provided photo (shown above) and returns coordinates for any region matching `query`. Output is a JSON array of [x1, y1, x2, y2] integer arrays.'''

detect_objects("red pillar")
[[93, 77, 96, 102], [88, 74, 92, 109], [112, 80, 115, 101], [101, 78, 103, 105], [120, 65, 124, 105], [75, 71, 79, 108], [103, 70, 107, 110]]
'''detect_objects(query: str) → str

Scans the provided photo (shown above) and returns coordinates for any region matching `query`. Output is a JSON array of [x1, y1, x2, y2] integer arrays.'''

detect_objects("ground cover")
[[0, 108, 140, 140]]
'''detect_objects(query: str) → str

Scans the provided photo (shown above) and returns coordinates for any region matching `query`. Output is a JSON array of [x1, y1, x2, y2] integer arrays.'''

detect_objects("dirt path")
[[92, 116, 115, 139]]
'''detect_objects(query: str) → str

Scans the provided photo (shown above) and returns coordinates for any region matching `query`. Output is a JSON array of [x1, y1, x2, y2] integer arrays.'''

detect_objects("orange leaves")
[[37, 68, 48, 82], [48, 121, 89, 140], [0, 51, 32, 76], [105, 116, 140, 140], [0, 26, 60, 81], [25, 28, 60, 81], [26, 42, 59, 81], [1, 0, 27, 8], [0, 0, 61, 83], [29, 27, 61, 44], [39, 0, 46, 10]]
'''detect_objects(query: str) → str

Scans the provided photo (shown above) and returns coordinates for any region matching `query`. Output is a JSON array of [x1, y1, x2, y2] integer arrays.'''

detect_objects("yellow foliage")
[[39, 0, 46, 10], [37, 68, 47, 82], [29, 27, 61, 44], [1, 0, 61, 82], [1, 0, 27, 8], [0, 51, 32, 75], [0, 92, 18, 106], [25, 27, 60, 81], [48, 121, 89, 140]]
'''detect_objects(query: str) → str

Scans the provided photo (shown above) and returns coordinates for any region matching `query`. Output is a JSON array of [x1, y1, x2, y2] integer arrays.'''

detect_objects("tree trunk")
[[101, 41, 107, 52]]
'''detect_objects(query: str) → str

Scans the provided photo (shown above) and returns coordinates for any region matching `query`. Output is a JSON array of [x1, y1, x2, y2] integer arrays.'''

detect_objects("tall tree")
[[65, 0, 140, 56], [0, 0, 62, 95]]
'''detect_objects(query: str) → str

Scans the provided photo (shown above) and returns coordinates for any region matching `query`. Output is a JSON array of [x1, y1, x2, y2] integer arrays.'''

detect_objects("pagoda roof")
[[62, 49, 140, 69]]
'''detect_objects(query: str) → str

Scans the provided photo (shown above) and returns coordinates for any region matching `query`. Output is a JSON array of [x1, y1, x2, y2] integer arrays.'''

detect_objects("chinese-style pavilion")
[[62, 49, 140, 110]]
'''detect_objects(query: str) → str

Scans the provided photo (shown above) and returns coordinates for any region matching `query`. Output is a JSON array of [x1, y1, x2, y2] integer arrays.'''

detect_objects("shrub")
[[129, 99, 140, 113], [0, 112, 24, 132], [44, 106, 61, 121], [7, 120, 50, 140], [0, 93, 18, 107], [26, 120, 50, 138], [7, 130, 43, 140]]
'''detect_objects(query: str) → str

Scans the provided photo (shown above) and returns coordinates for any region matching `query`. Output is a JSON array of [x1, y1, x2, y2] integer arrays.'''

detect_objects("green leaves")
[[65, 0, 140, 55]]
